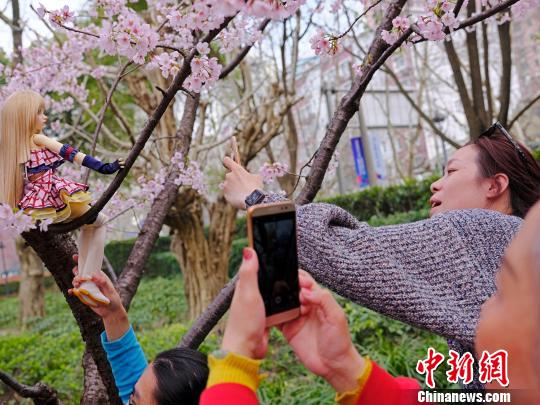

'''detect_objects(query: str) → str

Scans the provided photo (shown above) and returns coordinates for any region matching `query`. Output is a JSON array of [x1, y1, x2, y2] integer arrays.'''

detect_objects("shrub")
[[105, 236, 180, 278]]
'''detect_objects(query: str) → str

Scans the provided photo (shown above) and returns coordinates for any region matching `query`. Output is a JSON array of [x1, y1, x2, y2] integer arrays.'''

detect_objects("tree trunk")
[[444, 39, 480, 138], [22, 230, 122, 405], [465, 0, 489, 132], [497, 18, 512, 126], [15, 238, 45, 328], [81, 349, 109, 405], [169, 191, 237, 319], [11, 0, 23, 66]]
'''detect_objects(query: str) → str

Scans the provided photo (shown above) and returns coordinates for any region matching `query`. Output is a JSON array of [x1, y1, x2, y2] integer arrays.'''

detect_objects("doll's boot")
[[77, 281, 110, 305], [73, 288, 99, 307]]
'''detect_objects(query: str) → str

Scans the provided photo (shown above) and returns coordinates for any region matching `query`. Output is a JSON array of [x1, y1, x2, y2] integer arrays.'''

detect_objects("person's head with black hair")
[[127, 347, 209, 405], [153, 348, 208, 405]]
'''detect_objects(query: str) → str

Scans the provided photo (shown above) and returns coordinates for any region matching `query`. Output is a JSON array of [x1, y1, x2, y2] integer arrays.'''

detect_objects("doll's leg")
[[77, 226, 90, 282], [76, 213, 110, 305]]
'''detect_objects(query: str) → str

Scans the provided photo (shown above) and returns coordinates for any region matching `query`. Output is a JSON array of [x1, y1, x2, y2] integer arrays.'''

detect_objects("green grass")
[[0, 273, 455, 404]]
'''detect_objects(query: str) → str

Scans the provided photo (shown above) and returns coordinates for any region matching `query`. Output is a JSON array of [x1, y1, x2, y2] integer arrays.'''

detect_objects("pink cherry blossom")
[[49, 5, 75, 27], [185, 56, 222, 92], [36, 3, 46, 18], [310, 30, 340, 57], [196, 42, 211, 55], [0, 203, 36, 238], [441, 13, 460, 30], [259, 162, 289, 184], [381, 29, 399, 45], [417, 17, 446, 41], [392, 16, 410, 30], [331, 0, 343, 13]]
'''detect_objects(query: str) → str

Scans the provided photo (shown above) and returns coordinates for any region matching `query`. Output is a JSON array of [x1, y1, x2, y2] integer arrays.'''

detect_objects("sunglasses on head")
[[480, 122, 531, 171]]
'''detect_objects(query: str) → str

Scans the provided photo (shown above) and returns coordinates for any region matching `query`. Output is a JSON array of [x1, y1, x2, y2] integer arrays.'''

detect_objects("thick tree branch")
[[296, 0, 409, 204], [0, 369, 59, 405], [116, 93, 200, 309]]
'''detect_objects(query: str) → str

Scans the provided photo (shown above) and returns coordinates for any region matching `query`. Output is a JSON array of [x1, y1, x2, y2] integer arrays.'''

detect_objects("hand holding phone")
[[247, 201, 300, 327]]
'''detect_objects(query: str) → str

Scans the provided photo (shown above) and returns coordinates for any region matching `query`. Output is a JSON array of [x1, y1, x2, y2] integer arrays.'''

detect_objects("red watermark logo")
[[416, 348, 509, 388]]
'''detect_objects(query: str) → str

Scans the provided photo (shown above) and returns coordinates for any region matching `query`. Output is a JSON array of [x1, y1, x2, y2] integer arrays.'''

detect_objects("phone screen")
[[252, 211, 300, 317]]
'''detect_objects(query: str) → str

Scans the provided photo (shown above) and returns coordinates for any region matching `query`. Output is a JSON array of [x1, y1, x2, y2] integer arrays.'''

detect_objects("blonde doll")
[[0, 90, 125, 307]]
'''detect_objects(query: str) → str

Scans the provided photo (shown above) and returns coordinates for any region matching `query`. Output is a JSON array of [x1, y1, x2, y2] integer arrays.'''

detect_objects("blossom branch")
[[46, 16, 237, 234], [219, 18, 271, 79], [413, 0, 520, 44], [53, 20, 186, 55]]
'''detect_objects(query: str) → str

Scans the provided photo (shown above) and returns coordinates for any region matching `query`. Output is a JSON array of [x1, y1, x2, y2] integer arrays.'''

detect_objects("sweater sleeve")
[[263, 193, 522, 347], [101, 326, 148, 404], [355, 361, 421, 405], [199, 352, 261, 405]]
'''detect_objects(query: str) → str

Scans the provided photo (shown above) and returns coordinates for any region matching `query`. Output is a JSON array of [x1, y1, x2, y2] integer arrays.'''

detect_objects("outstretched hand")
[[69, 254, 129, 340], [222, 156, 264, 210], [281, 271, 365, 393]]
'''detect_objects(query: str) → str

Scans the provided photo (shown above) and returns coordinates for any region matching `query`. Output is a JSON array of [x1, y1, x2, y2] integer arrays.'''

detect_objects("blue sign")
[[351, 137, 369, 188]]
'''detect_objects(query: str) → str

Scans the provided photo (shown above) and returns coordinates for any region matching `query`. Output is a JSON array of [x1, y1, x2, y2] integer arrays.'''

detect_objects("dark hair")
[[471, 129, 540, 218], [152, 348, 209, 405]]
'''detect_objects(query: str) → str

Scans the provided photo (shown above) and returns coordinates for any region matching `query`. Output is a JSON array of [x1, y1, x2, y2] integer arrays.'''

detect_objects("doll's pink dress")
[[18, 148, 91, 223]]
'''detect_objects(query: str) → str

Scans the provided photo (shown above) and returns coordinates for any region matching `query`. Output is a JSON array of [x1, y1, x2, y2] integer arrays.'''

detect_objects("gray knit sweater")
[[263, 193, 522, 349]]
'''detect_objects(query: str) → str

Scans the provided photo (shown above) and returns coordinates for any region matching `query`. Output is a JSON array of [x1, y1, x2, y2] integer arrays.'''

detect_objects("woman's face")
[[429, 145, 497, 216], [128, 366, 157, 405], [34, 109, 47, 133], [476, 203, 540, 398]]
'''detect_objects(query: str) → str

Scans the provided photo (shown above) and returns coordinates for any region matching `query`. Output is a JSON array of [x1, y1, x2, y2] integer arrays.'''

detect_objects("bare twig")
[[508, 93, 540, 130], [0, 369, 59, 404], [83, 62, 131, 184], [334, 0, 384, 40]]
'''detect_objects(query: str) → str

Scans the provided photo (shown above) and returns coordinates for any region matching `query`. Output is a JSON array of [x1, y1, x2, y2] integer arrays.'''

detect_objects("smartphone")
[[230, 136, 240, 164], [247, 201, 300, 327]]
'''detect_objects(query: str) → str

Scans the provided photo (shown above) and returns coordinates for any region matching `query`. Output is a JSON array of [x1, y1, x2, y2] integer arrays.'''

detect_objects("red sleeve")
[[199, 383, 259, 405], [357, 362, 422, 405]]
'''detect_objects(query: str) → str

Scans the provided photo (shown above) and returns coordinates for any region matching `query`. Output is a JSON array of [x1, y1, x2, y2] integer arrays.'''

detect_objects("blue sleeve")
[[101, 326, 148, 404]]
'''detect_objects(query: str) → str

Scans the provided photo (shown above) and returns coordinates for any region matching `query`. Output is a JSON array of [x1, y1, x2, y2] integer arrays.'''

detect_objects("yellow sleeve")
[[335, 358, 374, 405], [207, 352, 263, 393]]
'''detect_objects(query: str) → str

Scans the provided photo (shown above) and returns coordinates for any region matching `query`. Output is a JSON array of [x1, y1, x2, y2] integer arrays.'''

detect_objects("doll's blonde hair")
[[0, 90, 45, 207]]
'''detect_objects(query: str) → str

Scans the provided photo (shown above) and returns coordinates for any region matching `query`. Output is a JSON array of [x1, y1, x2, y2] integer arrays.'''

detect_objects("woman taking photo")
[[222, 123, 540, 388]]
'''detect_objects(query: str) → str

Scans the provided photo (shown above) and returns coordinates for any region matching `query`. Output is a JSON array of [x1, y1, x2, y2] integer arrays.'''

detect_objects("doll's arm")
[[33, 134, 124, 174], [33, 134, 86, 165]]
